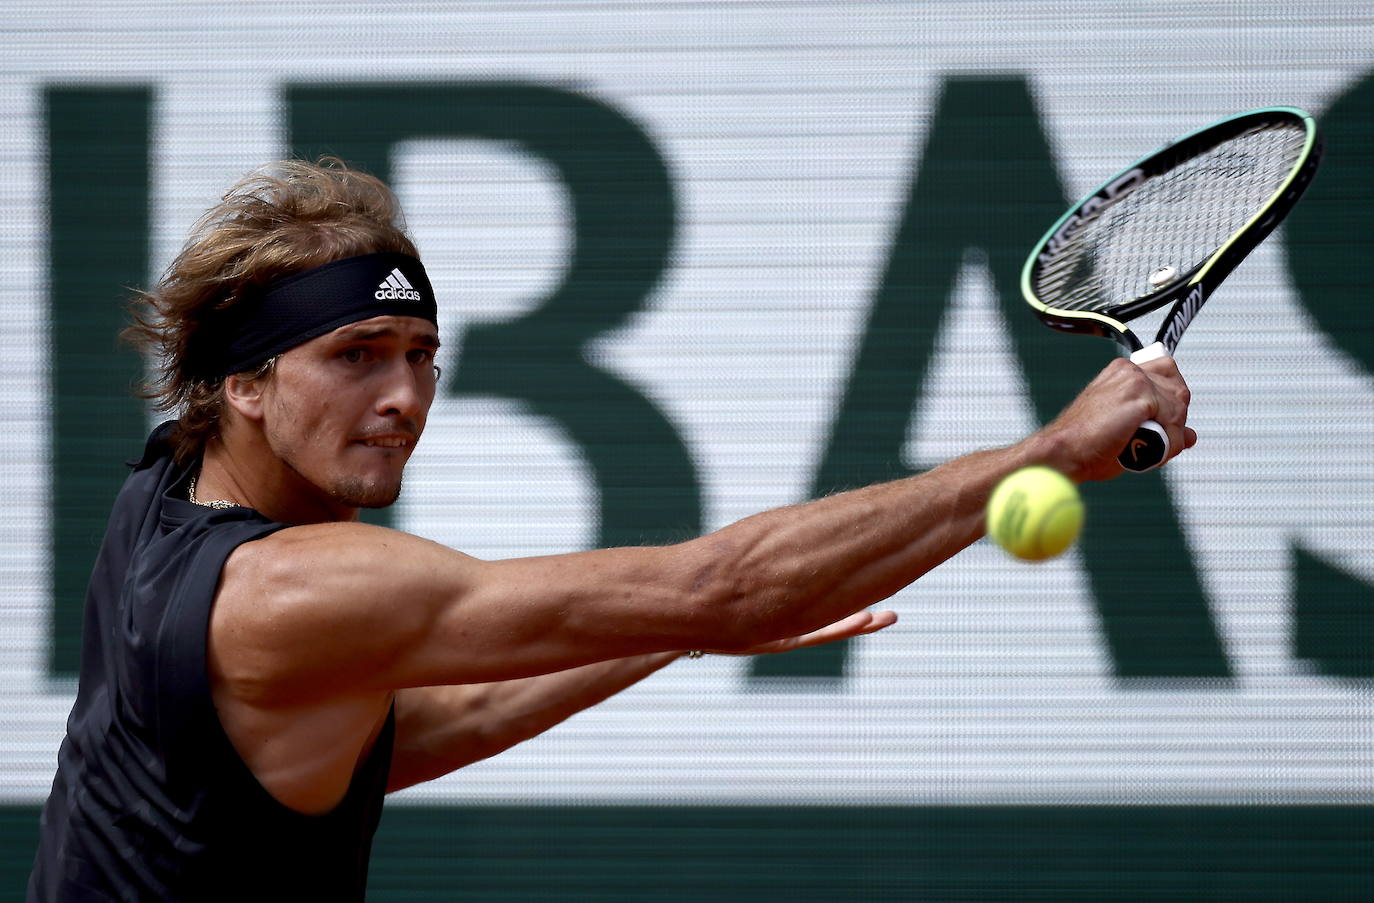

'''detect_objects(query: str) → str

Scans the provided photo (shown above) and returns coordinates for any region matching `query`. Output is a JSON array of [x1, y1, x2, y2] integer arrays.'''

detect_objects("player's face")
[[258, 315, 440, 511]]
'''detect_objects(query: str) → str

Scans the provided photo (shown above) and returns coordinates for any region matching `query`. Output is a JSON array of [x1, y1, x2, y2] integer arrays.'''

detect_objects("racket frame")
[[1020, 106, 1323, 354]]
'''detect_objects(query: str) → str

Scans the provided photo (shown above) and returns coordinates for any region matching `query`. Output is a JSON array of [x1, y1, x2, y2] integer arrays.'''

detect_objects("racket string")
[[1034, 123, 1307, 313]]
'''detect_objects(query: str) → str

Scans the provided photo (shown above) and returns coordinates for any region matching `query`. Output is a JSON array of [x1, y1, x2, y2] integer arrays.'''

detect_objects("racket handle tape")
[[1119, 341, 1170, 472]]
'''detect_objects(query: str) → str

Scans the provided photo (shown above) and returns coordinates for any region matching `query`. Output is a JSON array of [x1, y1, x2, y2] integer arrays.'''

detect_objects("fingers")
[[723, 609, 899, 657], [1041, 353, 1195, 482], [865, 609, 900, 631], [1135, 355, 1193, 462], [791, 609, 898, 648], [854, 608, 899, 633]]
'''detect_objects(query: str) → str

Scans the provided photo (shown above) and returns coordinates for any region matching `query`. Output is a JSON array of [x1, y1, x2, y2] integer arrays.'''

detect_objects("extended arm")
[[387, 610, 894, 790], [214, 441, 1024, 703], [212, 355, 1192, 707], [388, 654, 681, 791]]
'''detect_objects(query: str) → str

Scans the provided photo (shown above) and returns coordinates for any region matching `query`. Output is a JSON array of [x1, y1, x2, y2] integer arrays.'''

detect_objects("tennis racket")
[[1021, 106, 1323, 472]]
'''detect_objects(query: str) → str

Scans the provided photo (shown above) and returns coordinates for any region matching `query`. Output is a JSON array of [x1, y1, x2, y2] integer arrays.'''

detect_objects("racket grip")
[[1119, 342, 1170, 473], [1119, 420, 1169, 472]]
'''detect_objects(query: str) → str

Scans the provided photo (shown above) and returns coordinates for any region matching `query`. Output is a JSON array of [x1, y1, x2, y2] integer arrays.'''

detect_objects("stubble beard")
[[330, 473, 404, 509], [263, 401, 419, 511], [275, 446, 407, 510]]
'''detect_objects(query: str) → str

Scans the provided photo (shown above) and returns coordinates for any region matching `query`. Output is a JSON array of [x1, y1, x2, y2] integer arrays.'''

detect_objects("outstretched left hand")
[[713, 609, 898, 657]]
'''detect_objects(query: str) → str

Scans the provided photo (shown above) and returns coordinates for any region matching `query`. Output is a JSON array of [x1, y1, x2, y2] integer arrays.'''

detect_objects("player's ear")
[[222, 368, 270, 422]]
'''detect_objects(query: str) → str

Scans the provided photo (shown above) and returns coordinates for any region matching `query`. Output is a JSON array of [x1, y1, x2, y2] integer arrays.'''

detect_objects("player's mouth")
[[353, 419, 422, 451]]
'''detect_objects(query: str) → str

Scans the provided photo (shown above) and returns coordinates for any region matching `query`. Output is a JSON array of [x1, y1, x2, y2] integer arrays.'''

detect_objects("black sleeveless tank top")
[[28, 423, 395, 901]]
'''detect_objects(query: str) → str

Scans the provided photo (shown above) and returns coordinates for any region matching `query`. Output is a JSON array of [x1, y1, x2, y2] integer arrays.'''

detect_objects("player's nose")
[[375, 356, 428, 419]]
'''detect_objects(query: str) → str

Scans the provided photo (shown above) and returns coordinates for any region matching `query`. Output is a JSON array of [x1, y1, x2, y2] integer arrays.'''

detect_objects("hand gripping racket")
[[1021, 107, 1323, 472]]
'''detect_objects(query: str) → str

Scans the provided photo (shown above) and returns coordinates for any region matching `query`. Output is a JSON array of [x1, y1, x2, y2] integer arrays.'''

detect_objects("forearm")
[[389, 651, 681, 790], [687, 433, 1059, 647], [226, 434, 1059, 697]]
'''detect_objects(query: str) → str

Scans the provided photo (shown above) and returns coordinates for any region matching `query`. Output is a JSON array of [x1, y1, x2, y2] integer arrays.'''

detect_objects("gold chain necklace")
[[187, 472, 237, 510]]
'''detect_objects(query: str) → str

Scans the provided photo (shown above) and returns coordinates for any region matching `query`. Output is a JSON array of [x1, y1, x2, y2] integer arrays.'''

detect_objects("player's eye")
[[406, 348, 435, 365], [340, 347, 372, 363]]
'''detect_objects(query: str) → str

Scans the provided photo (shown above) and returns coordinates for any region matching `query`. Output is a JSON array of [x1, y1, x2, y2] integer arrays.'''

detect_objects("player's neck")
[[196, 429, 360, 526]]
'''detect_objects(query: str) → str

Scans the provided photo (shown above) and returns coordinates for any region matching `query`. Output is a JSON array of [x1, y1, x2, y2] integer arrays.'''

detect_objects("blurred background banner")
[[2, 2, 1372, 898]]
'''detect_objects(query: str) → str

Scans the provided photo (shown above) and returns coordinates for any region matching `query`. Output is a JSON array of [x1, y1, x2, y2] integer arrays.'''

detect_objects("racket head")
[[1021, 107, 1323, 352]]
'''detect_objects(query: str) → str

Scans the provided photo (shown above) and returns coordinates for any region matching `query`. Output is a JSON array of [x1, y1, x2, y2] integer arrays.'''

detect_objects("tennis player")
[[28, 159, 1193, 901]]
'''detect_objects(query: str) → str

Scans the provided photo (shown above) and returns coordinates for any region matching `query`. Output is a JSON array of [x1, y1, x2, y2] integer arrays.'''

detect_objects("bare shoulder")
[[220, 521, 478, 605], [217, 522, 375, 626], [226, 520, 441, 571], [210, 519, 712, 700], [210, 522, 481, 706]]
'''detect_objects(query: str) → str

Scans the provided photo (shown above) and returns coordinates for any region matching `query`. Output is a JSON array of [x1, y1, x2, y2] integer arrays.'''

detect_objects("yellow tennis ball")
[[986, 466, 1084, 561]]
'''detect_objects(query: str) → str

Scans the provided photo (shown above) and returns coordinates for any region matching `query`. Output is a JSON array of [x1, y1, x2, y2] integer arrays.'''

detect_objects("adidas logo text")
[[375, 267, 423, 302]]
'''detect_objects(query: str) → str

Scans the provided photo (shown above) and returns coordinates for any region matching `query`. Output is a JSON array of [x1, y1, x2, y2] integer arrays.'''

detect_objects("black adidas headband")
[[195, 252, 439, 379]]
